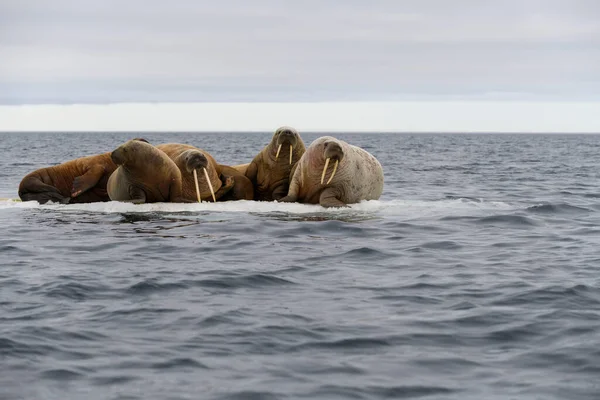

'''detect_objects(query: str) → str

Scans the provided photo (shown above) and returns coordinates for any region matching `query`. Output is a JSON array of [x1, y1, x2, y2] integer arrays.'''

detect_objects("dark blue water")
[[1, 132, 600, 400]]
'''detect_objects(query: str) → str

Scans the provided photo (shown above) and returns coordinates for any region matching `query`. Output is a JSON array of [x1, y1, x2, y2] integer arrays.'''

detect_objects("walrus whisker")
[[275, 144, 282, 160], [289, 144, 293, 165], [204, 167, 216, 202], [326, 159, 338, 185], [193, 169, 202, 203], [321, 157, 330, 185]]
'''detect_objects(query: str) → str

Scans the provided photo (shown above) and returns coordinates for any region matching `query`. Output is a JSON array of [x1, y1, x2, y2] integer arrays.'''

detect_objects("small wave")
[[192, 273, 296, 289], [310, 384, 457, 399], [40, 368, 84, 381], [0, 337, 55, 356], [150, 357, 209, 370], [30, 281, 111, 301], [293, 337, 391, 351], [127, 278, 188, 294], [420, 240, 462, 250], [476, 214, 538, 226], [340, 246, 394, 259], [527, 203, 592, 214], [91, 375, 139, 385], [217, 391, 281, 400], [372, 294, 443, 305], [490, 284, 600, 307]]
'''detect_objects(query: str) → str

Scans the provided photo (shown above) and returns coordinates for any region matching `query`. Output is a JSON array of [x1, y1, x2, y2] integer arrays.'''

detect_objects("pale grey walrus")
[[279, 136, 384, 208], [245, 126, 306, 201], [107, 139, 193, 203]]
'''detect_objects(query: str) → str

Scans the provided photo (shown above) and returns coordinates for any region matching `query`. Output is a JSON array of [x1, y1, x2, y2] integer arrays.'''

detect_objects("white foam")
[[0, 197, 514, 217]]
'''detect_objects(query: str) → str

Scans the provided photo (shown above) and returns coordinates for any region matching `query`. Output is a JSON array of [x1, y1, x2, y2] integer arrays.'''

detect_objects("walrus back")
[[342, 144, 384, 203], [17, 153, 115, 204]]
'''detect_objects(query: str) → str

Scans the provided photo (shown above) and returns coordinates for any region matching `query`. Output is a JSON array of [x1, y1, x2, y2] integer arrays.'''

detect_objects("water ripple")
[[2, 133, 600, 400]]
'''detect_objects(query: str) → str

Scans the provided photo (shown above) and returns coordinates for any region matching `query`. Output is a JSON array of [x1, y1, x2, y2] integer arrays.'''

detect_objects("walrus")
[[18, 138, 149, 204], [279, 136, 384, 208], [107, 139, 192, 204], [231, 163, 249, 175], [155, 143, 254, 202], [245, 126, 306, 201]]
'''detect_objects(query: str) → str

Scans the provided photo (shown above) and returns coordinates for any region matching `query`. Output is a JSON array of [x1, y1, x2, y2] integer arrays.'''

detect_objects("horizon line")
[[2, 130, 600, 135]]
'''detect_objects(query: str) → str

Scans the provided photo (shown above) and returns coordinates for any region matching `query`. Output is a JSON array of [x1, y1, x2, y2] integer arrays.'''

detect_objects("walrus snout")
[[323, 141, 344, 162], [184, 151, 209, 173], [276, 129, 299, 147]]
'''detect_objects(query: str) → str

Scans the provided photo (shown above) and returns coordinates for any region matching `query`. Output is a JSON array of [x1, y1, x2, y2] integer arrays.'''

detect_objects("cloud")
[[1, 0, 599, 103]]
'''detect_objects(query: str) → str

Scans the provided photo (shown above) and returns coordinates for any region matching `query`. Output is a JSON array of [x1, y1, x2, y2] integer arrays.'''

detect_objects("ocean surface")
[[1, 131, 600, 400]]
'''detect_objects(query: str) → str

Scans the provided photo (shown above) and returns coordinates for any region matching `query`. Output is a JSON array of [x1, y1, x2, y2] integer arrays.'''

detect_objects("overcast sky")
[[1, 1, 599, 132], [1, 0, 599, 104]]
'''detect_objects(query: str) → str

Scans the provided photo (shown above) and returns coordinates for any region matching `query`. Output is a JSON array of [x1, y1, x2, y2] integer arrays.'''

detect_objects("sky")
[[1, 0, 599, 132]]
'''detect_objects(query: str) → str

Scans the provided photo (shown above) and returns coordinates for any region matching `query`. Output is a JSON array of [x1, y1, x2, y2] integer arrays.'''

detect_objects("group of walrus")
[[17, 127, 385, 208]]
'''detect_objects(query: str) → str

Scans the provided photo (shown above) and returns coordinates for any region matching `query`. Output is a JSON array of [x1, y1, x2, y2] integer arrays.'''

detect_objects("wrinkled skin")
[[245, 126, 306, 201], [279, 136, 384, 208], [156, 143, 254, 201], [18, 138, 150, 204], [107, 140, 192, 204]]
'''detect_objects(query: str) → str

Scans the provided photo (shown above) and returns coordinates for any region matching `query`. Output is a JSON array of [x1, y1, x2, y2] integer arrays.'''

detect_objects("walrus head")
[[272, 126, 300, 165], [111, 139, 153, 167], [180, 149, 215, 203], [111, 144, 128, 166], [181, 150, 209, 173], [321, 139, 344, 185]]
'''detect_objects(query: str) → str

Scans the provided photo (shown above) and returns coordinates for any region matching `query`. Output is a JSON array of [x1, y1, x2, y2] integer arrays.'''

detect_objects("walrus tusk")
[[326, 159, 339, 185], [204, 167, 216, 202], [275, 144, 282, 160], [289, 144, 293, 165], [193, 169, 202, 203], [320, 157, 330, 185]]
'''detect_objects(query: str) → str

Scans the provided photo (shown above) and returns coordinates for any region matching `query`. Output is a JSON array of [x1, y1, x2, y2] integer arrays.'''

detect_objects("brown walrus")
[[231, 163, 249, 175], [279, 136, 384, 208], [244, 126, 306, 201], [18, 138, 149, 204], [107, 139, 192, 204], [155, 143, 254, 202]]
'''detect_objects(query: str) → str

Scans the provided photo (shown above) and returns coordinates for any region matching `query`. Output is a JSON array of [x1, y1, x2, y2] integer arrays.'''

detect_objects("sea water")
[[1, 132, 599, 399]]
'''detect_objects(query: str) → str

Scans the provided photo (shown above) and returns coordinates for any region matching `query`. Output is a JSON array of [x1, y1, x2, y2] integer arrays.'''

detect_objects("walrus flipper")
[[271, 184, 289, 201], [125, 186, 146, 204], [213, 175, 235, 200], [20, 191, 70, 205], [278, 194, 297, 203], [71, 165, 105, 197], [18, 176, 70, 204], [319, 187, 349, 208]]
